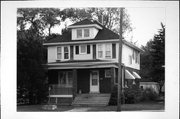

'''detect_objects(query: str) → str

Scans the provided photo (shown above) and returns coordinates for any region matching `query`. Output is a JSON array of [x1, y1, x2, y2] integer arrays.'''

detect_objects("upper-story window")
[[97, 44, 103, 58], [76, 29, 90, 38], [57, 46, 69, 60], [75, 45, 91, 55], [57, 47, 62, 59], [105, 44, 111, 59], [84, 29, 90, 37], [80, 45, 87, 54], [64, 46, 69, 59], [77, 29, 82, 38], [129, 55, 132, 65]]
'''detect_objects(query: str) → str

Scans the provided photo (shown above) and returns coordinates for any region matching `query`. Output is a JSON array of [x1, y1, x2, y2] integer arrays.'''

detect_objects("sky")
[[126, 8, 165, 46], [51, 8, 165, 47]]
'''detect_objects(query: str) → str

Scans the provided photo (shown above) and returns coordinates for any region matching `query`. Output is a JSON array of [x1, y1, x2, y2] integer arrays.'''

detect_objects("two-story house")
[[43, 19, 141, 106]]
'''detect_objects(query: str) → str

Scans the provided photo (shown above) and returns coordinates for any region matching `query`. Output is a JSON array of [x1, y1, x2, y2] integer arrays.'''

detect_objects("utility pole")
[[117, 7, 124, 111]]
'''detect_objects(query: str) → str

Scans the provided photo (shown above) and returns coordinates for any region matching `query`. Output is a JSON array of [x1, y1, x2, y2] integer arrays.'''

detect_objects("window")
[[84, 29, 90, 37], [105, 69, 111, 78], [105, 44, 111, 59], [58, 71, 73, 87], [57, 47, 62, 59], [135, 51, 138, 63], [67, 71, 73, 85], [64, 46, 69, 59], [80, 45, 86, 54], [97, 44, 103, 58], [77, 29, 82, 38], [92, 72, 98, 85], [129, 55, 132, 64]]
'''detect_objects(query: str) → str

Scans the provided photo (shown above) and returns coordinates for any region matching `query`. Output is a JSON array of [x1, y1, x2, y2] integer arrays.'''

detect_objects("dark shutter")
[[112, 44, 116, 58], [93, 44, 96, 59], [70, 45, 73, 60], [75, 46, 79, 54], [87, 45, 90, 54]]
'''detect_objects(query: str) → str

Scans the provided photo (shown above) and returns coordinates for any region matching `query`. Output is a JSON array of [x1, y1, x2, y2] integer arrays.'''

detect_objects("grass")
[[17, 101, 164, 112]]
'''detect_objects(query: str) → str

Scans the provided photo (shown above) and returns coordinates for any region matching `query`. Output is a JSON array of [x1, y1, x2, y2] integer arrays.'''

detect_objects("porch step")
[[72, 94, 110, 106]]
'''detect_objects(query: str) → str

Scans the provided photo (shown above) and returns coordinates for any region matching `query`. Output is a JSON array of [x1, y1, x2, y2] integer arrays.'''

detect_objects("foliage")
[[63, 8, 132, 35], [17, 29, 48, 104], [140, 23, 165, 92], [109, 86, 143, 105], [17, 8, 133, 37], [141, 88, 159, 101], [124, 87, 143, 104], [17, 8, 67, 36]]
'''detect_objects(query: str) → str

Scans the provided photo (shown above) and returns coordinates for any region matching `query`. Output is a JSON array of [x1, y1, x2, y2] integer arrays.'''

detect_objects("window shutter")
[[75, 46, 79, 54], [87, 45, 90, 54], [112, 44, 116, 58], [70, 45, 73, 60], [93, 45, 96, 59]]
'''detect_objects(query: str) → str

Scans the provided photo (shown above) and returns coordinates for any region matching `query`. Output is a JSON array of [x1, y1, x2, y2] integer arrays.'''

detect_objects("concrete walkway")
[[17, 101, 164, 112]]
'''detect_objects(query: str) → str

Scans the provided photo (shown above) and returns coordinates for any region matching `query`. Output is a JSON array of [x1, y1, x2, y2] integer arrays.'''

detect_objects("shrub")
[[109, 85, 143, 105], [141, 88, 158, 101]]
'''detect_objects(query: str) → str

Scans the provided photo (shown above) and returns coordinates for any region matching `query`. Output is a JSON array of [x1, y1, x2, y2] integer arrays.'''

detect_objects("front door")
[[90, 71, 99, 93]]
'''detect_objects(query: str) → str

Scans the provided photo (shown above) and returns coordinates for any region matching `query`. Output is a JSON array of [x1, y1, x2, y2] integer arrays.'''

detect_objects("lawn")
[[17, 101, 164, 112]]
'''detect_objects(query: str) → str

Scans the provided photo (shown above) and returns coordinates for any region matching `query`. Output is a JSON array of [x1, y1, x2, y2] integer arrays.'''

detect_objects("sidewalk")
[[17, 101, 164, 112]]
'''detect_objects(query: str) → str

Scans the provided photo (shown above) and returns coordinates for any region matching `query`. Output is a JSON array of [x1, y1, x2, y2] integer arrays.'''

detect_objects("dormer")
[[68, 19, 103, 40]]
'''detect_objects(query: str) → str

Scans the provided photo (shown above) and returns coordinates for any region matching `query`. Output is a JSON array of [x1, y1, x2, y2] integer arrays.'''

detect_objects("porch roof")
[[46, 60, 121, 69]]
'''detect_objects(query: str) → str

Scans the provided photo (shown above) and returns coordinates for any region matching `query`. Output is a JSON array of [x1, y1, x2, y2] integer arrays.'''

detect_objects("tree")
[[63, 8, 132, 36], [17, 8, 67, 36], [140, 23, 165, 93], [17, 29, 48, 104]]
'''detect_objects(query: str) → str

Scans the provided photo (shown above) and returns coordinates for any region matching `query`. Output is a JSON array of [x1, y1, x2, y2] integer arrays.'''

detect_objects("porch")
[[47, 61, 141, 105]]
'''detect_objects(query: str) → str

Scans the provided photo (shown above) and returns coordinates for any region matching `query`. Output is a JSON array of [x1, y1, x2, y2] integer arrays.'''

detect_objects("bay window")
[[105, 44, 111, 58], [57, 47, 62, 59], [64, 46, 69, 59], [97, 44, 103, 58]]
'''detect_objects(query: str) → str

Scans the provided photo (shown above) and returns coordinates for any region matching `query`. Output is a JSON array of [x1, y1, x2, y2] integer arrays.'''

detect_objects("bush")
[[141, 88, 158, 101], [109, 85, 143, 105], [124, 88, 143, 104]]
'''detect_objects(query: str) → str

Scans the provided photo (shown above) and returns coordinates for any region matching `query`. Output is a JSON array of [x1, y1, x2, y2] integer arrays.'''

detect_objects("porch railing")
[[49, 84, 73, 95]]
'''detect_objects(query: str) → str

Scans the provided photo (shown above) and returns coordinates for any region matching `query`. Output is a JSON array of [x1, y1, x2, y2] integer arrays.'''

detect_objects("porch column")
[[111, 67, 115, 92], [73, 69, 77, 99]]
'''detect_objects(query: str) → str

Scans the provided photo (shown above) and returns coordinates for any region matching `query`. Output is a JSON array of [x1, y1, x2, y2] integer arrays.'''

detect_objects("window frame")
[[129, 55, 132, 65], [97, 44, 103, 58], [64, 46, 69, 60], [58, 71, 73, 87], [77, 29, 82, 38], [105, 69, 111, 78], [57, 46, 62, 60], [79, 45, 87, 54], [57, 46, 70, 60], [84, 28, 90, 37], [105, 44, 112, 59]]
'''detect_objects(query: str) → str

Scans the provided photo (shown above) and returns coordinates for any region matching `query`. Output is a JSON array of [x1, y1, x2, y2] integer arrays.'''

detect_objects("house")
[[140, 82, 160, 94], [43, 19, 142, 106]]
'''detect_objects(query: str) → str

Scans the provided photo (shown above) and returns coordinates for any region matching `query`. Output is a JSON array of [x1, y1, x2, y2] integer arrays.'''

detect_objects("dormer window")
[[76, 29, 90, 39], [77, 29, 82, 38], [84, 29, 90, 37]]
